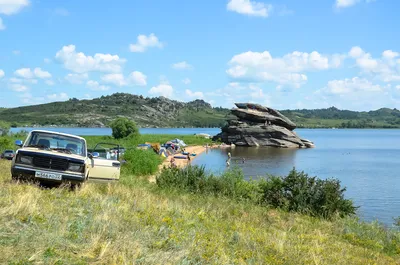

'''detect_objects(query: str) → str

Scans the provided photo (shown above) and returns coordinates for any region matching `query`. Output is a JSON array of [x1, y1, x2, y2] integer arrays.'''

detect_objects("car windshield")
[[24, 131, 86, 157]]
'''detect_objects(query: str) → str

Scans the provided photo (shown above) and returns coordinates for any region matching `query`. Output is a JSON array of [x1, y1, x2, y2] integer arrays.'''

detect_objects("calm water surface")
[[10, 127, 400, 225], [193, 129, 400, 226]]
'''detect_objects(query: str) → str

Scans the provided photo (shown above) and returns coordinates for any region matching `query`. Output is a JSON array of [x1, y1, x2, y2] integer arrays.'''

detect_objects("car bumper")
[[11, 165, 85, 184]]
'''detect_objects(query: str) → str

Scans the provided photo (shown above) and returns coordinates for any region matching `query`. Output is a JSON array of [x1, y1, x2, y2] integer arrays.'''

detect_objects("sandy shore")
[[148, 145, 208, 183]]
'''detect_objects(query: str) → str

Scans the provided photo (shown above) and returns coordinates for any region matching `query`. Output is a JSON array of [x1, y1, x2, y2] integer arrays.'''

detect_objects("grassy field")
[[1, 159, 399, 264]]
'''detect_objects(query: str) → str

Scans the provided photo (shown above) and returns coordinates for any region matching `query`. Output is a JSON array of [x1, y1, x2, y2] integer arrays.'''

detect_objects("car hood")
[[18, 147, 86, 162]]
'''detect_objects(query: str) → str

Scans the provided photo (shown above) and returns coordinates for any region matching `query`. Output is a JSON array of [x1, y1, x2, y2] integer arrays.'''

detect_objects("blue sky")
[[0, 0, 399, 110]]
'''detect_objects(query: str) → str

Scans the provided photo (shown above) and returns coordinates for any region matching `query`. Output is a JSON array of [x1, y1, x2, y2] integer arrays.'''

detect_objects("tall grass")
[[0, 160, 399, 264], [121, 149, 163, 176]]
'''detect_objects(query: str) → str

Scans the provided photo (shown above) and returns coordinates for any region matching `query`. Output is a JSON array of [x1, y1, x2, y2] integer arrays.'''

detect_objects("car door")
[[88, 157, 120, 181], [88, 143, 121, 181]]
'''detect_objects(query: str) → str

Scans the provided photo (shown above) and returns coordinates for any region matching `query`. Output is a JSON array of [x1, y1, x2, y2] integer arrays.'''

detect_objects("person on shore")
[[187, 153, 191, 163], [170, 157, 176, 168]]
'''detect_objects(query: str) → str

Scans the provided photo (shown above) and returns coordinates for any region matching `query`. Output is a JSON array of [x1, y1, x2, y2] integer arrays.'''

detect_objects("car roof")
[[30, 130, 86, 141]]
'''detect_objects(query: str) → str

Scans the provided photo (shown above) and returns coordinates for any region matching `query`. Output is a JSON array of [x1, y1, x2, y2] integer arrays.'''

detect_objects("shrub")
[[258, 168, 357, 218], [109, 118, 139, 139], [0, 137, 12, 151], [156, 166, 356, 219], [121, 149, 162, 176]]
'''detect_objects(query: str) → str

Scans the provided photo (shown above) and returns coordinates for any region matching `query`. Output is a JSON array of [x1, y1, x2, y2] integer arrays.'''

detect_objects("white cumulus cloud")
[[34, 68, 51, 78], [55, 45, 126, 73], [382, 50, 399, 60], [101, 73, 127, 86], [65, 73, 88, 84], [335, 0, 375, 9], [14, 68, 33, 78], [129, 33, 163, 53], [86, 80, 110, 91], [320, 77, 383, 95], [101, 71, 147, 86], [172, 61, 192, 70], [14, 67, 51, 79], [128, 71, 147, 86], [227, 0, 272, 17], [348, 46, 400, 82], [227, 50, 342, 88], [185, 89, 204, 99], [0, 69, 4, 78], [0, 0, 30, 15], [47, 92, 69, 101], [149, 84, 173, 98]]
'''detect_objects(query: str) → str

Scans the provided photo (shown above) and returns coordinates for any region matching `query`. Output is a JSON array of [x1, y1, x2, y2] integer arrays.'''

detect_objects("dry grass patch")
[[0, 160, 399, 264]]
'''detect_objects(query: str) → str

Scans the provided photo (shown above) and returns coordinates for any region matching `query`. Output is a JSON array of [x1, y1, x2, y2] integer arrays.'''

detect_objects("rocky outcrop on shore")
[[213, 103, 315, 148]]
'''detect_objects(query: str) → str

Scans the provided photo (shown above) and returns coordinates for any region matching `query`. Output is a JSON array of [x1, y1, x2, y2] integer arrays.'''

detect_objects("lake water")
[[9, 127, 400, 225], [193, 129, 400, 226]]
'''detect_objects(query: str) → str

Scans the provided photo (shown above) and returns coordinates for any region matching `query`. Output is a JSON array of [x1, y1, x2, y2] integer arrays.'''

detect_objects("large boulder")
[[231, 108, 296, 131], [213, 103, 314, 148], [235, 103, 296, 130]]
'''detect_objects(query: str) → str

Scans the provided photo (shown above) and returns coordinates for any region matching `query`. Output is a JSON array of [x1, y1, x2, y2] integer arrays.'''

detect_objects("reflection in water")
[[194, 147, 299, 178]]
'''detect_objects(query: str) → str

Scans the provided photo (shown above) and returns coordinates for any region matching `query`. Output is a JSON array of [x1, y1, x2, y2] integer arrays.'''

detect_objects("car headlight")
[[19, 155, 33, 165], [68, 163, 84, 172]]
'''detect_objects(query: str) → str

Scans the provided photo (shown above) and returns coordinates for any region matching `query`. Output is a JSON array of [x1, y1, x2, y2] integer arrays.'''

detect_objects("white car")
[[11, 130, 121, 185]]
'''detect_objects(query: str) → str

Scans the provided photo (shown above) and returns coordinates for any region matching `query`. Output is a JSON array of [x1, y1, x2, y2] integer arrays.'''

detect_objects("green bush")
[[121, 149, 162, 176], [156, 166, 356, 219], [109, 118, 139, 139], [0, 137, 12, 151], [258, 168, 357, 218]]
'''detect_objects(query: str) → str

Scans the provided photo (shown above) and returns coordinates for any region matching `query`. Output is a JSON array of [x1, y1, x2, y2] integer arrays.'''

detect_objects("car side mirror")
[[15, 140, 23, 147]]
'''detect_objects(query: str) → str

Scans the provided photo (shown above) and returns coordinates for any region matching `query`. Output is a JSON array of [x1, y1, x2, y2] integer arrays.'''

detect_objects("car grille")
[[32, 156, 69, 171]]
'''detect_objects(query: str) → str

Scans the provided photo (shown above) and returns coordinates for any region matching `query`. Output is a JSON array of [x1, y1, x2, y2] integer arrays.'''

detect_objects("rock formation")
[[213, 103, 315, 148]]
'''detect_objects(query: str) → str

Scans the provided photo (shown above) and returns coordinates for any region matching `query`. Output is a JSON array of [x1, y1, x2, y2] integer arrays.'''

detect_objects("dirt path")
[[148, 145, 208, 183]]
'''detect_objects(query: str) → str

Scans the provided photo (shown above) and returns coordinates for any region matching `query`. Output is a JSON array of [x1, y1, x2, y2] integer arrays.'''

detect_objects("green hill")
[[0, 94, 400, 128], [0, 93, 231, 128]]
